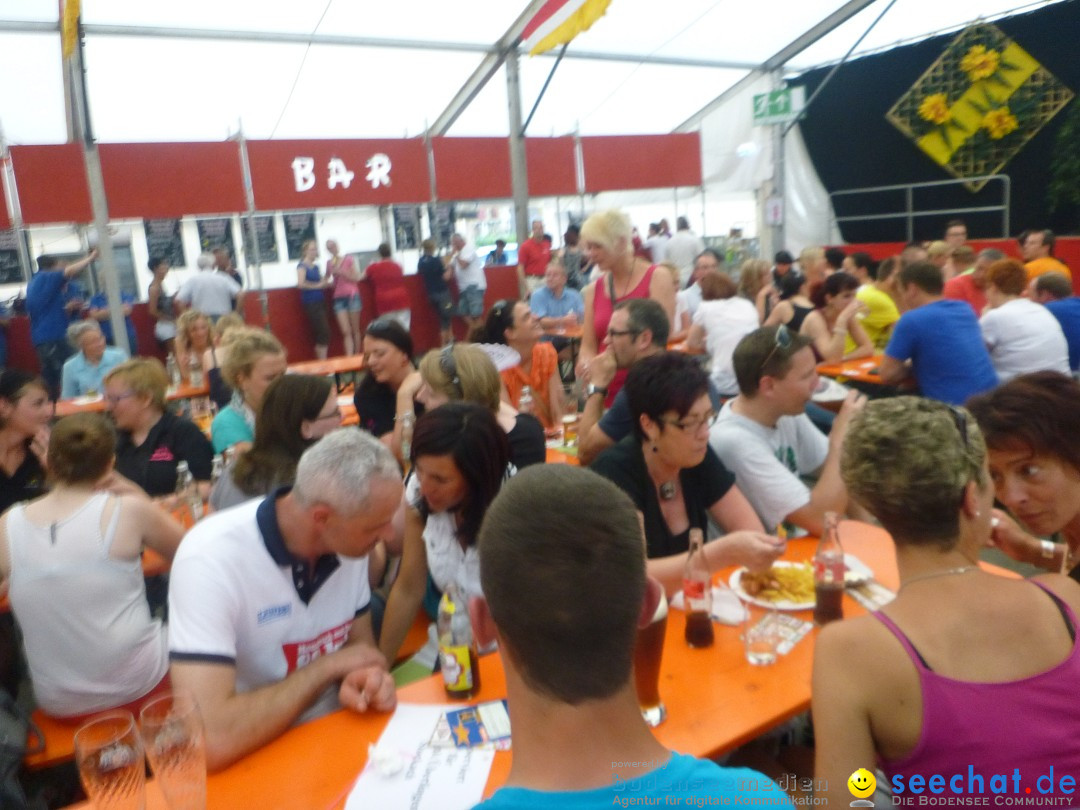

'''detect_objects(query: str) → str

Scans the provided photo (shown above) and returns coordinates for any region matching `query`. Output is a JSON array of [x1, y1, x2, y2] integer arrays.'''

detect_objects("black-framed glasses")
[[439, 344, 462, 394], [758, 324, 793, 375], [662, 410, 718, 433], [606, 327, 639, 340]]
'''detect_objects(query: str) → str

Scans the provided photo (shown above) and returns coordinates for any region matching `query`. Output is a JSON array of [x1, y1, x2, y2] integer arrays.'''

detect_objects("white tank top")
[[7, 492, 168, 717]]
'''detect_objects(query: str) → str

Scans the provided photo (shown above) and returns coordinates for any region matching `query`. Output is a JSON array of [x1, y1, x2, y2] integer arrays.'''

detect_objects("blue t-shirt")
[[26, 270, 70, 345], [885, 298, 998, 405], [530, 285, 585, 322], [476, 754, 792, 809], [89, 292, 139, 353], [299, 263, 324, 305], [1046, 297, 1080, 371]]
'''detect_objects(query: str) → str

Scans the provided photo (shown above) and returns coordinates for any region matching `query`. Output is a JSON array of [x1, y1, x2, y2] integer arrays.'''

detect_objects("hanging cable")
[[269, 0, 336, 139]]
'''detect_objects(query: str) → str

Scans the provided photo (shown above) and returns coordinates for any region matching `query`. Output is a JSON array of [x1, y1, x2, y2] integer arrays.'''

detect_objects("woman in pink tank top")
[[813, 397, 1080, 805], [576, 210, 675, 405]]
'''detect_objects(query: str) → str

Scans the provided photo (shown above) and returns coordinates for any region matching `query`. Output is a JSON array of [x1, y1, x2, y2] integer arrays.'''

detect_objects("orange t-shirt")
[[1026, 256, 1071, 281], [501, 342, 559, 428]]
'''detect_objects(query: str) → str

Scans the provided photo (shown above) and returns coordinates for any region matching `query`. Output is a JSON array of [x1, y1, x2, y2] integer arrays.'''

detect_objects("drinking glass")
[[633, 578, 668, 726], [561, 383, 580, 447], [138, 692, 207, 810], [74, 711, 146, 810], [743, 602, 783, 666]]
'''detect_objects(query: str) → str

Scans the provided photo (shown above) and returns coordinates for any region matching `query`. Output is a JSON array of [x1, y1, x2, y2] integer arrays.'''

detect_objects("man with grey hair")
[[944, 247, 1003, 316], [59, 320, 128, 398], [168, 429, 402, 770], [176, 251, 243, 321]]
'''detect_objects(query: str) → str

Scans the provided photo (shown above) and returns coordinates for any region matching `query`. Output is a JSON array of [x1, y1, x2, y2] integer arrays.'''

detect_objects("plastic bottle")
[[683, 528, 714, 648], [813, 511, 845, 625], [174, 460, 203, 524], [166, 354, 182, 388], [437, 585, 480, 700], [518, 385, 534, 415]]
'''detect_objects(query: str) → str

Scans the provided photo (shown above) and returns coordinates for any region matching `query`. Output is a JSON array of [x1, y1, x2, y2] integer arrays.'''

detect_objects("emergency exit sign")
[[753, 87, 806, 125]]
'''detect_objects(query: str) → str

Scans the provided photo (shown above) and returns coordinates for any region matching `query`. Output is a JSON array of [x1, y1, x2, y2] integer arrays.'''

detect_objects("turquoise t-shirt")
[[474, 753, 793, 809], [211, 405, 253, 453]]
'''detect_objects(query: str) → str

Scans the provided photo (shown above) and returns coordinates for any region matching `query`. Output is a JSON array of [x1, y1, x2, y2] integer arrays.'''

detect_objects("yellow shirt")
[[848, 284, 900, 352]]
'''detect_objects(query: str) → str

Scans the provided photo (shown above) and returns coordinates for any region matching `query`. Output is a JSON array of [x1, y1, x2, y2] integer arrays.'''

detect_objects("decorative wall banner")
[[393, 205, 421, 250], [195, 217, 236, 258], [887, 23, 1074, 192], [283, 212, 316, 261], [0, 230, 23, 284], [143, 218, 186, 268], [240, 214, 279, 264]]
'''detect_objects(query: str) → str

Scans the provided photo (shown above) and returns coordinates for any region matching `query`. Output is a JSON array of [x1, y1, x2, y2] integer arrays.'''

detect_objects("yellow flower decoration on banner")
[[961, 45, 1001, 81], [918, 94, 951, 124], [983, 107, 1019, 139]]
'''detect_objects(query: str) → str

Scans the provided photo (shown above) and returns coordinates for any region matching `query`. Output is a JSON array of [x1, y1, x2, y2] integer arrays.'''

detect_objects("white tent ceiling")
[[0, 0, 1067, 146]]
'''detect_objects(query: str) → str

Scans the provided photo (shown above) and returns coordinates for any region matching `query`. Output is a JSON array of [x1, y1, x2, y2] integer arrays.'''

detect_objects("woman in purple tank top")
[[812, 396, 1080, 805]]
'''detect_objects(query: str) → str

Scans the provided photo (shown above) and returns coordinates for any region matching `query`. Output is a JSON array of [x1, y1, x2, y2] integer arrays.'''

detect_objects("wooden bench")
[[24, 709, 79, 770]]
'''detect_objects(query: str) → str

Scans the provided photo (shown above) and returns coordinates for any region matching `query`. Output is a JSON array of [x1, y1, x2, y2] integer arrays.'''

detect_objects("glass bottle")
[[437, 585, 480, 700], [188, 353, 204, 388], [399, 411, 415, 467], [683, 528, 714, 648], [813, 511, 845, 625], [166, 354, 182, 388], [209, 454, 224, 490], [518, 385, 534, 415], [174, 460, 203, 524]]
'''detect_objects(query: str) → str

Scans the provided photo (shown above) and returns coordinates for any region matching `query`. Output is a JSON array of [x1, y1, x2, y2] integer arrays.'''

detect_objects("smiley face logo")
[[848, 768, 876, 799]]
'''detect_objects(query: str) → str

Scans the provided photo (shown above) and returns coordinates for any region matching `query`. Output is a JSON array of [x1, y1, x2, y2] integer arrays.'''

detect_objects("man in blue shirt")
[[529, 260, 584, 332], [1031, 271, 1080, 372], [60, 320, 128, 398], [880, 260, 998, 405], [26, 249, 98, 397], [473, 465, 792, 809]]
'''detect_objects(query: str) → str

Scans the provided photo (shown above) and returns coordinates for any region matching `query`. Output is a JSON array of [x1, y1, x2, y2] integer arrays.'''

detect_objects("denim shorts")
[[333, 293, 362, 313], [458, 285, 485, 317], [429, 292, 454, 329]]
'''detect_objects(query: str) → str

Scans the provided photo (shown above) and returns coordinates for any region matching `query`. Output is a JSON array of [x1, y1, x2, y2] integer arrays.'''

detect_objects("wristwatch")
[[586, 384, 608, 399]]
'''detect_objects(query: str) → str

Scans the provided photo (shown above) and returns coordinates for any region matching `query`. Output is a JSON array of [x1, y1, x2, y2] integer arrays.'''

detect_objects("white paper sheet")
[[345, 704, 495, 810]]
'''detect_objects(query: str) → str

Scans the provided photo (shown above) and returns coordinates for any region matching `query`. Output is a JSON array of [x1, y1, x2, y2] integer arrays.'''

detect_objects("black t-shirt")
[[0, 443, 46, 514], [418, 255, 449, 296], [589, 435, 735, 559], [507, 413, 545, 469], [115, 411, 215, 496], [354, 374, 424, 440]]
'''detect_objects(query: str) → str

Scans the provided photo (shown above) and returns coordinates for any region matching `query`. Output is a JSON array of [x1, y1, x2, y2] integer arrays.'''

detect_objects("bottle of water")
[[174, 461, 203, 524], [518, 385, 534, 415], [166, 354, 182, 388], [188, 354, 204, 388]]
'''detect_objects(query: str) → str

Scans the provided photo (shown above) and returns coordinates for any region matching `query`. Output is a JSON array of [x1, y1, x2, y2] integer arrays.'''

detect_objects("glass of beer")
[[561, 384, 580, 447], [139, 692, 208, 810], [633, 578, 668, 727], [74, 711, 146, 810]]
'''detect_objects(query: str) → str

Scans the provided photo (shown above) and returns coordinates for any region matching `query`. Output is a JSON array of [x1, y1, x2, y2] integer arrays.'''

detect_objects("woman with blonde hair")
[[398, 343, 545, 469], [813, 397, 1080, 803], [577, 209, 676, 404], [0, 412, 183, 719], [175, 309, 212, 384], [737, 258, 772, 323], [105, 358, 213, 497], [210, 328, 287, 453]]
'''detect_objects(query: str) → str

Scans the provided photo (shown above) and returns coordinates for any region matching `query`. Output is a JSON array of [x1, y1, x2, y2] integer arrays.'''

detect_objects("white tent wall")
[[783, 125, 842, 255]]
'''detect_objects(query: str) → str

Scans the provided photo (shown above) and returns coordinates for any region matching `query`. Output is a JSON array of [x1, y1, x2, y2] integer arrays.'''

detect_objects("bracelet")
[[1040, 539, 1057, 560], [395, 411, 414, 423]]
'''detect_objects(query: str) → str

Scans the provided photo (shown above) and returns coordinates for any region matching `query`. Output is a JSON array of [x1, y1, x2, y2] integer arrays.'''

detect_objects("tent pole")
[[506, 49, 530, 298], [236, 129, 269, 328]]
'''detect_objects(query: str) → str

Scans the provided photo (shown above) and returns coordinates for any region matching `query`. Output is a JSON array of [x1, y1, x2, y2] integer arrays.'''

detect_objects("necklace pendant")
[[659, 481, 677, 501]]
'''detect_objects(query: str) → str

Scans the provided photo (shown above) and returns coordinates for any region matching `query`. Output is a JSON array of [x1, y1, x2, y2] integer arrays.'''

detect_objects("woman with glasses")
[[210, 374, 339, 510], [0, 412, 184, 719], [397, 343, 545, 469], [577, 210, 676, 405], [813, 396, 1080, 803], [378, 402, 512, 662], [590, 352, 783, 595], [105, 358, 214, 497], [476, 299, 564, 430]]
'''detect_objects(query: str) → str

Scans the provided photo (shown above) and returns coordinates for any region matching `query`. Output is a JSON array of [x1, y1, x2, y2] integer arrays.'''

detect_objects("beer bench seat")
[[24, 709, 78, 770]]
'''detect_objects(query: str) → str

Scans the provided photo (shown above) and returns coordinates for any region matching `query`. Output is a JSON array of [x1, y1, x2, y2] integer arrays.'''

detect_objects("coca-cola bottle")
[[813, 512, 845, 626], [683, 528, 714, 647]]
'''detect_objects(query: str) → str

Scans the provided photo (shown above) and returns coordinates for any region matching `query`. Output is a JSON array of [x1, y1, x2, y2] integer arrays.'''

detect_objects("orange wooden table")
[[68, 523, 896, 809], [54, 382, 210, 418], [545, 445, 580, 465], [816, 354, 884, 385], [667, 338, 705, 355], [288, 355, 365, 392]]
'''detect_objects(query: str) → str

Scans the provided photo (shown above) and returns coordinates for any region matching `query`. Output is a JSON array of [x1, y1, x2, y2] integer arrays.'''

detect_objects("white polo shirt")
[[168, 491, 371, 723]]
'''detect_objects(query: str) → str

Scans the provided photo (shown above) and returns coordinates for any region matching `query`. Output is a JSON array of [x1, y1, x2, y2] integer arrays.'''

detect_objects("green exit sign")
[[752, 87, 805, 125]]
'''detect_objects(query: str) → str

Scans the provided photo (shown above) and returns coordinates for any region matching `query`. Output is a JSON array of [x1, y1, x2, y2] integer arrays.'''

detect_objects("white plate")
[[729, 561, 815, 611]]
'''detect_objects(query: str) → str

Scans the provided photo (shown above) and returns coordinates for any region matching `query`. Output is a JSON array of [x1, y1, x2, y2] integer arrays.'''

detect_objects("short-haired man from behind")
[[472, 465, 792, 809], [709, 326, 865, 536], [577, 298, 671, 466], [1031, 271, 1080, 372], [944, 247, 1002, 317], [167, 430, 401, 770], [879, 261, 998, 405]]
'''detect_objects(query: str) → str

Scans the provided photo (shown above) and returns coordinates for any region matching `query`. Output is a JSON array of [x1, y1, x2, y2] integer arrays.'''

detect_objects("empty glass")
[[139, 692, 207, 810], [74, 711, 146, 810]]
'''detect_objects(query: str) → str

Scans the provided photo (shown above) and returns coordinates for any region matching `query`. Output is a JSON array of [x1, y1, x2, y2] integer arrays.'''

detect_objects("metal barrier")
[[829, 175, 1010, 242]]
